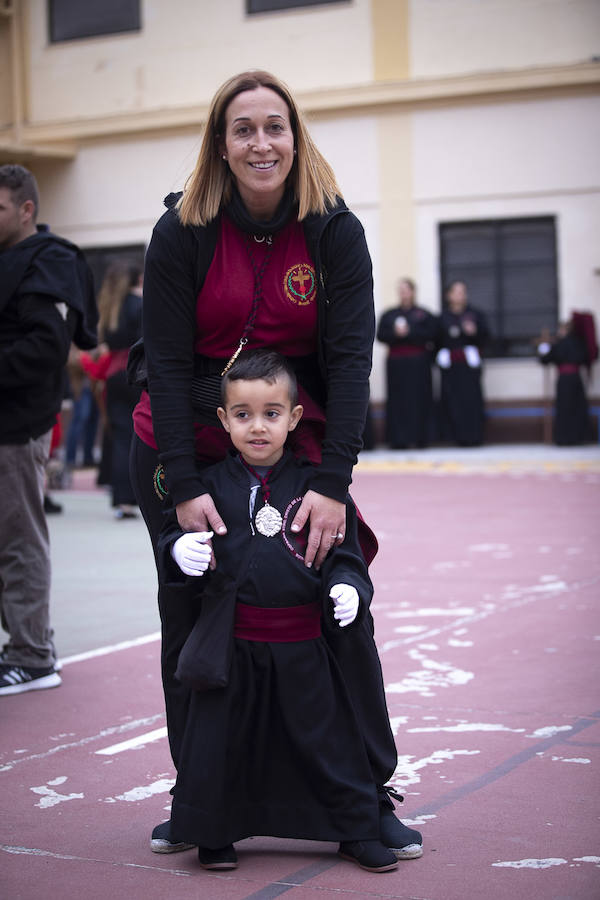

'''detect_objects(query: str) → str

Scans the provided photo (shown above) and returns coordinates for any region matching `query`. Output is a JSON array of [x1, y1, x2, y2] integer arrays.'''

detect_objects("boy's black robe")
[[158, 452, 393, 847]]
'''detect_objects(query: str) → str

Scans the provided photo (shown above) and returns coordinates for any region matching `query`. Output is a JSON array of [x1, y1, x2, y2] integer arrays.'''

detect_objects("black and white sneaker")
[[150, 820, 195, 854], [0, 664, 61, 696]]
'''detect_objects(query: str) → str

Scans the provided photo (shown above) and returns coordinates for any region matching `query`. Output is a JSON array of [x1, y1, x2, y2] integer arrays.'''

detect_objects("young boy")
[[158, 350, 407, 874]]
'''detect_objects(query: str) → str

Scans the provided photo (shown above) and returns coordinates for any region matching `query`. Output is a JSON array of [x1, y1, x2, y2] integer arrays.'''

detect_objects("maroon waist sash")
[[234, 602, 322, 642], [450, 348, 466, 364], [389, 345, 427, 358], [558, 363, 579, 375]]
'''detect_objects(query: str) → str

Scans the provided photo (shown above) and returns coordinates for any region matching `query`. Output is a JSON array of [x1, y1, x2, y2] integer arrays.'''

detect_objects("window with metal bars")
[[48, 0, 141, 43], [439, 217, 558, 358], [247, 0, 347, 13]]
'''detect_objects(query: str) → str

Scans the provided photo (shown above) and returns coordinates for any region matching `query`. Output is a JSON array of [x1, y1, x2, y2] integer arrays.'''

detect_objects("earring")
[[222, 155, 227, 160]]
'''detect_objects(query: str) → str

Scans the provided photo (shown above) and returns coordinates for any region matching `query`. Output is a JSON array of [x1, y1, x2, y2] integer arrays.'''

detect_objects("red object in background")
[[571, 310, 598, 366], [50, 415, 62, 456], [79, 351, 113, 381]]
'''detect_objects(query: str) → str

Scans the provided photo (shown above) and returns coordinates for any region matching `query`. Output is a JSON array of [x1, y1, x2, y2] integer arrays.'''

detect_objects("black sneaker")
[[0, 664, 61, 696], [198, 844, 237, 870], [43, 495, 63, 514], [338, 840, 398, 873], [150, 820, 195, 854], [379, 807, 423, 859]]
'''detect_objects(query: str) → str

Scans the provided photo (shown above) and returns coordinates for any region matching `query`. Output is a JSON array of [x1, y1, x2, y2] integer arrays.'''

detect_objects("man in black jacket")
[[0, 164, 97, 696]]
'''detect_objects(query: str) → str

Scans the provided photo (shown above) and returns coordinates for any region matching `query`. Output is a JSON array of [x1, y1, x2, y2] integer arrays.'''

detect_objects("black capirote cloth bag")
[[175, 571, 238, 692]]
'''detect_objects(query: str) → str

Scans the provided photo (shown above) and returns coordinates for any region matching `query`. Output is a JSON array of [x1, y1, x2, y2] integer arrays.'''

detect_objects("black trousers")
[[129, 434, 398, 786]]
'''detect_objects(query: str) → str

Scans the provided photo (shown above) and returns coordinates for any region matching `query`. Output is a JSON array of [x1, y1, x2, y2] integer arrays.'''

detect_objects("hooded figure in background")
[[537, 311, 597, 446]]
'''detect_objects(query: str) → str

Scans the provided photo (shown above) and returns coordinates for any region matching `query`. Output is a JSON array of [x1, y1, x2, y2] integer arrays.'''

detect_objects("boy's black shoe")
[[0, 664, 61, 696], [198, 844, 237, 870], [150, 820, 195, 854], [380, 807, 423, 859], [338, 840, 398, 872]]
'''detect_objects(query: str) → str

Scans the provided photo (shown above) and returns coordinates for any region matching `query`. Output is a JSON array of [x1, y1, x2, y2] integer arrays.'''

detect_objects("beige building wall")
[[412, 92, 600, 400], [410, 0, 600, 77], [3, 0, 600, 410], [25, 0, 375, 123]]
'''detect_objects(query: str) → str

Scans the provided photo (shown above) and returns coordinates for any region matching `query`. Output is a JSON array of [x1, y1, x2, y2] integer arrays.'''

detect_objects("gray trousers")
[[0, 430, 56, 667]]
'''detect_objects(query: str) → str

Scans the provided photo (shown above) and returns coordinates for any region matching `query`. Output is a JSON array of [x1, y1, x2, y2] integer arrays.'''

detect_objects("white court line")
[[59, 632, 161, 667], [96, 727, 168, 755]]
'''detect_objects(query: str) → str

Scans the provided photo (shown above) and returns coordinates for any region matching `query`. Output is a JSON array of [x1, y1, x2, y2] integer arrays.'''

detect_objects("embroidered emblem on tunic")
[[284, 264, 316, 306], [153, 463, 168, 500]]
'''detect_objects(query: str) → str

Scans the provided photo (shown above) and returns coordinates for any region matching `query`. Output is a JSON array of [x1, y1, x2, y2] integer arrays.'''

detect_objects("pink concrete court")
[[2, 455, 599, 899]]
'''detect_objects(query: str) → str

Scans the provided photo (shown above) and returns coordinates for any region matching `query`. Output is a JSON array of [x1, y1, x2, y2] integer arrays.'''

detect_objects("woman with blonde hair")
[[130, 70, 422, 868], [96, 259, 143, 517]]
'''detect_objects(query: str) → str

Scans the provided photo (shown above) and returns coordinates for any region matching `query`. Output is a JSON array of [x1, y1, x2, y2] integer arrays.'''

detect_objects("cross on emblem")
[[293, 267, 311, 294]]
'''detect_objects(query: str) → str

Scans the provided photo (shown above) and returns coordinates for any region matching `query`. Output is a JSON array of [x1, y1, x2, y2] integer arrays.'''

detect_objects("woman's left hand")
[[290, 490, 346, 570]]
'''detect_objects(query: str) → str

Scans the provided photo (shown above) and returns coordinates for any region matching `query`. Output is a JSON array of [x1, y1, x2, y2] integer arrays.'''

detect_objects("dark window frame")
[[81, 244, 146, 295], [48, 0, 141, 43], [439, 216, 559, 359], [247, 0, 348, 14]]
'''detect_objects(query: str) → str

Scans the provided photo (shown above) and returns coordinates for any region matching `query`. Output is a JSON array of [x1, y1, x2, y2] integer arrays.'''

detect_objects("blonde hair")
[[97, 261, 141, 338], [178, 70, 342, 226]]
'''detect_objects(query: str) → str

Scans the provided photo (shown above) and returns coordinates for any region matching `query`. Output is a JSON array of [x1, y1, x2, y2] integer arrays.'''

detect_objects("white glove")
[[171, 531, 213, 577], [330, 583, 359, 628], [436, 347, 451, 369], [464, 345, 481, 368], [537, 341, 551, 356]]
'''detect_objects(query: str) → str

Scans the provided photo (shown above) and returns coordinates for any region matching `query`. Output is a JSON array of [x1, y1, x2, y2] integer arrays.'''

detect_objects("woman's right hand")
[[175, 494, 227, 568]]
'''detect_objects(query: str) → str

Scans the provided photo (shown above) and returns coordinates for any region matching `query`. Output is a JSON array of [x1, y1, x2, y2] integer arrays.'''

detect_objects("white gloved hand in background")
[[171, 531, 213, 577], [436, 347, 451, 369], [329, 583, 359, 628], [464, 345, 481, 368]]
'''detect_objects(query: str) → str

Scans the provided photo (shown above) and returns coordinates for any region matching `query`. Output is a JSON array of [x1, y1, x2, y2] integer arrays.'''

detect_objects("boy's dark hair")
[[0, 164, 39, 219], [221, 349, 298, 407]]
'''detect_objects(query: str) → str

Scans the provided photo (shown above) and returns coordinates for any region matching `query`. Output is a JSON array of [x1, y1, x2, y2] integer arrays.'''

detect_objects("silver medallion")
[[255, 503, 283, 537]]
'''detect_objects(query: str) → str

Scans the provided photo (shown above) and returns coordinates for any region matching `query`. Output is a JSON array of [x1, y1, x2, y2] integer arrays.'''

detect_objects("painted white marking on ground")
[[468, 543, 510, 553], [387, 608, 476, 618], [492, 858, 567, 869], [386, 648, 473, 697], [388, 716, 409, 736], [393, 625, 429, 634], [527, 725, 573, 739], [59, 632, 161, 667], [0, 715, 165, 771], [30, 779, 84, 809], [107, 777, 175, 803], [407, 723, 525, 734], [551, 756, 591, 764], [393, 749, 480, 789], [0, 844, 191, 876], [95, 727, 168, 755], [403, 813, 437, 827]]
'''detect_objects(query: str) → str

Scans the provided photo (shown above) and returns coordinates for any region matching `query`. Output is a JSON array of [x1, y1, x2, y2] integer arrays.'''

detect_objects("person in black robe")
[[96, 261, 143, 517], [435, 280, 490, 446], [537, 312, 597, 445], [377, 278, 436, 448], [156, 350, 422, 874]]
